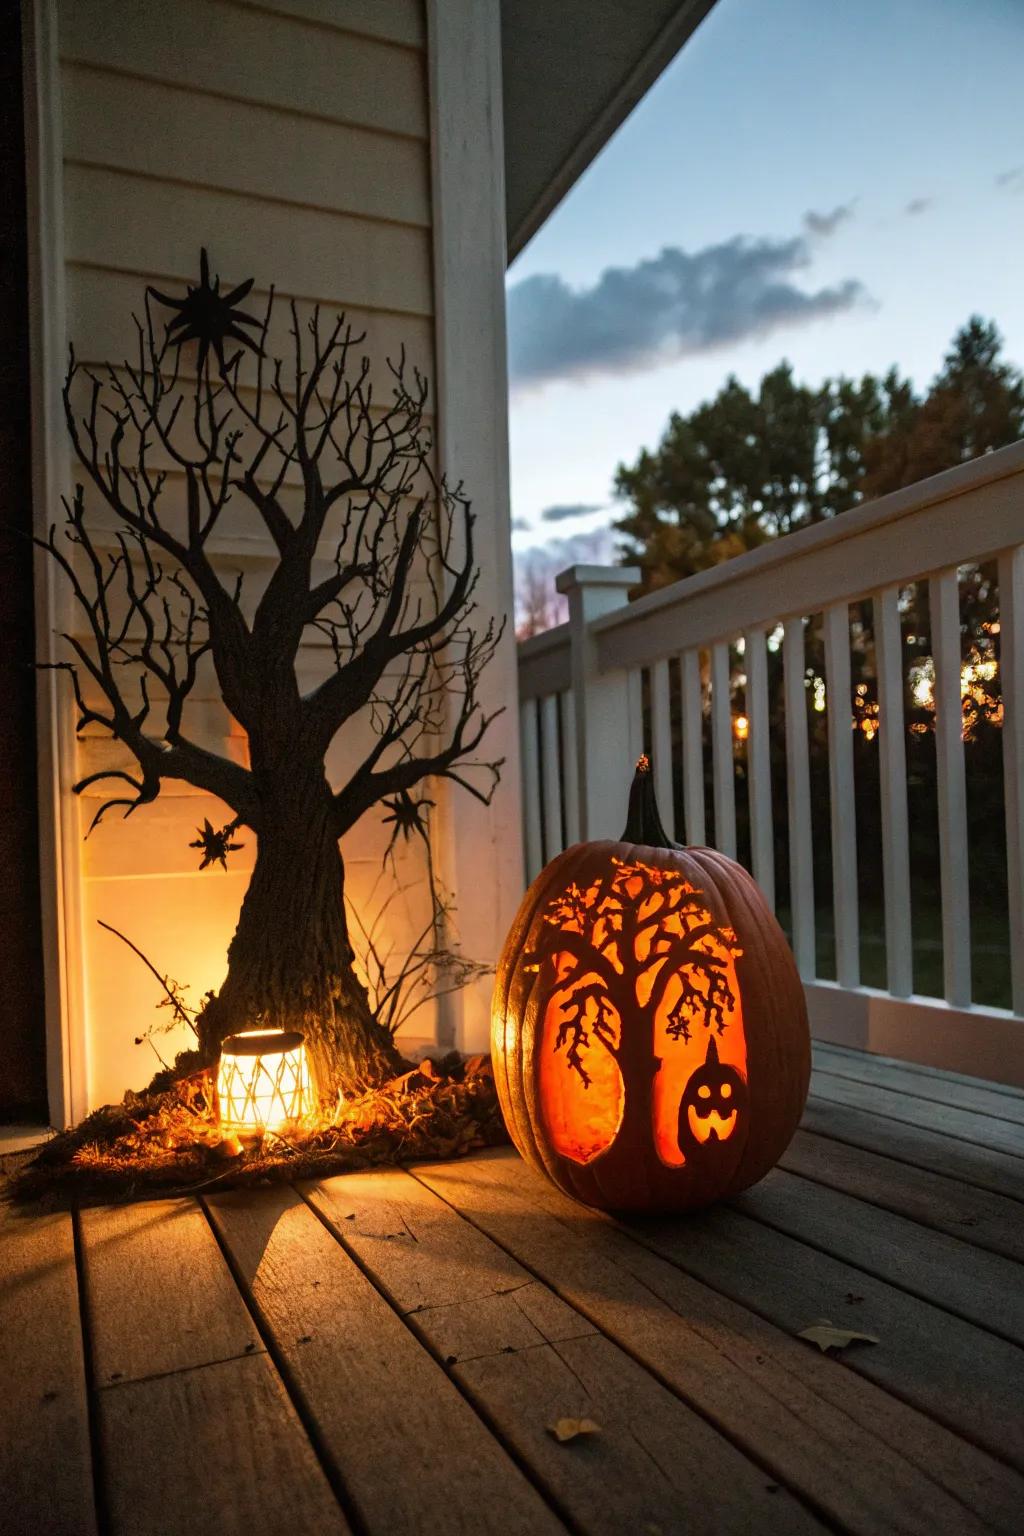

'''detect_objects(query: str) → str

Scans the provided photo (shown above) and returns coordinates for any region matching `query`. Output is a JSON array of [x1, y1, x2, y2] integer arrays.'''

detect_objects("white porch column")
[[24, 0, 88, 1126], [557, 565, 639, 841], [426, 0, 522, 1053]]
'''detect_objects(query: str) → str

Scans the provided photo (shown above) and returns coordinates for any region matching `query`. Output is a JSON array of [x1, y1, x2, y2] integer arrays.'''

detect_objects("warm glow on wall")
[[217, 1029, 316, 1130]]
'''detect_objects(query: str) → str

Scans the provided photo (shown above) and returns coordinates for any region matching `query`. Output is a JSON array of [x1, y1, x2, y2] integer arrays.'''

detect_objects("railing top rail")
[[517, 621, 571, 700], [517, 622, 571, 662], [576, 438, 1024, 670]]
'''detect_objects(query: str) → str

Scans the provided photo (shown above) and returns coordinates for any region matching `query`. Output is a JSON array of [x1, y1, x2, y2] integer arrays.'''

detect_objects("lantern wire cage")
[[216, 1029, 316, 1130]]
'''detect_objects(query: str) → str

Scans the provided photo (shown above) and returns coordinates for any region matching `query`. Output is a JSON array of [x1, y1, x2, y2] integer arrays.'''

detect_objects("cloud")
[[905, 196, 933, 216], [996, 166, 1024, 192], [507, 229, 867, 389], [540, 501, 605, 523], [510, 515, 532, 532], [803, 201, 856, 238]]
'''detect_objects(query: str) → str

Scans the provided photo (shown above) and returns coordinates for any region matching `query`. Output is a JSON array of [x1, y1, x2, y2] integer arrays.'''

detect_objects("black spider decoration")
[[149, 248, 262, 374], [190, 818, 244, 871], [381, 790, 434, 857]]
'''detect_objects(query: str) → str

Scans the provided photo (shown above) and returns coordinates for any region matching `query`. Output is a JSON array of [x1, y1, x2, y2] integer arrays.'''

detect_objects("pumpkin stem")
[[621, 755, 678, 848]]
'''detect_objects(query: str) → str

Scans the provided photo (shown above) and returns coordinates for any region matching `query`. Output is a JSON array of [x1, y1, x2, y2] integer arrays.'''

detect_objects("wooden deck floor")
[[3, 1041, 1023, 1536]]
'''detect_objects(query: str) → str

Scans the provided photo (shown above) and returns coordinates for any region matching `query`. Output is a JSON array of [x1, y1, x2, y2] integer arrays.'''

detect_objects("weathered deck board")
[[79, 1199, 262, 1384], [206, 1182, 564, 1536], [0, 1202, 97, 1536], [418, 1151, 1023, 1536], [6, 1043, 1024, 1536], [78, 1195, 343, 1536], [100, 1352, 347, 1536], [732, 1166, 1024, 1345], [814, 1044, 1024, 1125], [308, 1170, 822, 1536], [306, 1169, 599, 1362], [780, 1129, 1024, 1263], [624, 1198, 1024, 1474], [801, 1095, 1024, 1200], [810, 1069, 1024, 1157], [816, 1042, 1024, 1098]]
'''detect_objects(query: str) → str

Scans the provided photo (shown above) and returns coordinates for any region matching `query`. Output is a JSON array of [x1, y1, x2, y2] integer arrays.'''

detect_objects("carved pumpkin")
[[493, 757, 810, 1212]]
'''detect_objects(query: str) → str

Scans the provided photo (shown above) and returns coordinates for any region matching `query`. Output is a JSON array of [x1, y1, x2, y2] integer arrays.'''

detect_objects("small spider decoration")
[[381, 790, 434, 857], [189, 818, 245, 871], [149, 248, 262, 374]]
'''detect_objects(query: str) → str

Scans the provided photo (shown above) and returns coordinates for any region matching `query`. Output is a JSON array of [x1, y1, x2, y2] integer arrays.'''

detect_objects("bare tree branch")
[[44, 266, 502, 855]]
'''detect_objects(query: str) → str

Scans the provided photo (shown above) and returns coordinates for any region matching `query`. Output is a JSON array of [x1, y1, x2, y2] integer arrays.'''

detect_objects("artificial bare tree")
[[44, 252, 502, 1098]]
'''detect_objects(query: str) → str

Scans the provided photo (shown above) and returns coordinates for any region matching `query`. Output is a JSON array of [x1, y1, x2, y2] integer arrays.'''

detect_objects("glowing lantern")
[[492, 757, 809, 1212], [216, 1029, 316, 1130]]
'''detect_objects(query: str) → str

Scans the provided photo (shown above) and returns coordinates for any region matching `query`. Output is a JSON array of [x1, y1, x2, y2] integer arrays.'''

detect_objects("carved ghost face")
[[678, 1036, 747, 1149]]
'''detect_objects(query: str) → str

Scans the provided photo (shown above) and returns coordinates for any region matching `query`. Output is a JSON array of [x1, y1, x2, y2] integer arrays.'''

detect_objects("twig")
[[97, 919, 199, 1038]]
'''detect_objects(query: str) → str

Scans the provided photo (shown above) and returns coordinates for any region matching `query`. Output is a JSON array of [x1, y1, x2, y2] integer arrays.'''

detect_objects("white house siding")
[[52, 0, 448, 1109]]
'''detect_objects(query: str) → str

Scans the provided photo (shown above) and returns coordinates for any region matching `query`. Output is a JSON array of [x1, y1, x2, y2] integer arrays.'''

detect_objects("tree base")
[[196, 964, 404, 1101], [10, 1054, 507, 1208]]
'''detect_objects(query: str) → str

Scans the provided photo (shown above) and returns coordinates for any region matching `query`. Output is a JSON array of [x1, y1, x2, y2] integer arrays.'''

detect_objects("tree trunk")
[[197, 774, 403, 1101], [585, 986, 659, 1206]]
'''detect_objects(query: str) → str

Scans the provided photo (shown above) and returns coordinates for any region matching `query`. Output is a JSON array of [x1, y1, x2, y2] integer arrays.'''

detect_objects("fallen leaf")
[[548, 1417, 601, 1443], [798, 1321, 880, 1353]]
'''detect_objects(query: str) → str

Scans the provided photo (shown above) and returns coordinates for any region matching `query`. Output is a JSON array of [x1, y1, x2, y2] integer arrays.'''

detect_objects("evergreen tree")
[[614, 318, 1022, 592]]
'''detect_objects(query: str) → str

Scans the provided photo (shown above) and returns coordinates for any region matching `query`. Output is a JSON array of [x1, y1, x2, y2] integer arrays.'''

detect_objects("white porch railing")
[[517, 440, 1024, 1088]]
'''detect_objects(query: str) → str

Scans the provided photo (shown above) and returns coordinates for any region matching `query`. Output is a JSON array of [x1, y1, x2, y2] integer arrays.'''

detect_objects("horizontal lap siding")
[[54, 0, 437, 1107], [62, 66, 431, 227], [68, 269, 434, 381], [59, 0, 427, 137], [228, 0, 426, 49], [64, 164, 432, 314]]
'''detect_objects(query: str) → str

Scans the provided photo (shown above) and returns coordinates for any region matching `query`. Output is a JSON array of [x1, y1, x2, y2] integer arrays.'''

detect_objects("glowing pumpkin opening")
[[539, 956, 624, 1163], [216, 1029, 316, 1130], [651, 936, 747, 1167], [532, 850, 748, 1168]]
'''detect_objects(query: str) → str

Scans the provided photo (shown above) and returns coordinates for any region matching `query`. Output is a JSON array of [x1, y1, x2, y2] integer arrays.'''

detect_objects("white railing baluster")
[[874, 586, 913, 997], [539, 693, 562, 861], [823, 604, 860, 987], [680, 649, 705, 845], [650, 656, 675, 839], [999, 547, 1024, 1015], [627, 667, 644, 768], [744, 625, 774, 908], [523, 451, 1024, 1081], [783, 617, 815, 978], [930, 568, 971, 1007], [520, 699, 543, 881], [710, 641, 736, 858], [559, 689, 580, 847]]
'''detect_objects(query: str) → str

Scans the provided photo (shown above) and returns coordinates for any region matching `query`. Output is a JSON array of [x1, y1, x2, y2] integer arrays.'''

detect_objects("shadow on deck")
[[2, 1041, 1023, 1536]]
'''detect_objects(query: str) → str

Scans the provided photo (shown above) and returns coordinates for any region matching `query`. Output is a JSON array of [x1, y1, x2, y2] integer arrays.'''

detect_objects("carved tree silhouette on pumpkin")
[[41, 252, 502, 1098], [526, 858, 743, 1160]]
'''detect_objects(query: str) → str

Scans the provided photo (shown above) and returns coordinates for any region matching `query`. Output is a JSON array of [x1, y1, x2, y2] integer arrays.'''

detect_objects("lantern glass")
[[216, 1029, 315, 1130]]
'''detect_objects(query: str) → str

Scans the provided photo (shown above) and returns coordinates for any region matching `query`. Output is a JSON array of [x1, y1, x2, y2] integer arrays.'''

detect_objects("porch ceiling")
[[502, 0, 718, 259]]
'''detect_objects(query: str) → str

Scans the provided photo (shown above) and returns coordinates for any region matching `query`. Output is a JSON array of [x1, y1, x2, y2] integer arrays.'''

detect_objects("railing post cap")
[[555, 563, 639, 596]]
